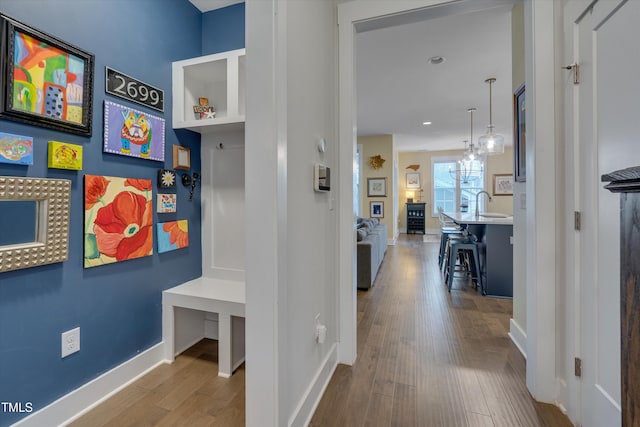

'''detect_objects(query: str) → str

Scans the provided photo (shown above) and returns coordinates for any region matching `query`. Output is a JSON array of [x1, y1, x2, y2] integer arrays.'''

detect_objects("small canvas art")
[[157, 220, 189, 253], [157, 193, 177, 213], [103, 100, 165, 161], [48, 141, 83, 170], [84, 174, 153, 268], [0, 132, 33, 165], [158, 169, 177, 188]]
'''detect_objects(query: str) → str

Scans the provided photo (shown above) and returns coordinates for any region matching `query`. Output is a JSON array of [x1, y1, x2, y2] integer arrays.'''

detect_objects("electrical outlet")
[[61, 327, 80, 358]]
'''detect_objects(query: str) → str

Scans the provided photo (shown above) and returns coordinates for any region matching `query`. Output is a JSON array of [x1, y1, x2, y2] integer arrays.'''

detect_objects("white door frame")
[[337, 0, 559, 405]]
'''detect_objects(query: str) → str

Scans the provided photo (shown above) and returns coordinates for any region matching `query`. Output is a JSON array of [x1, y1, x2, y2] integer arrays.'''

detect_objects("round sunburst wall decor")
[[368, 155, 385, 170]]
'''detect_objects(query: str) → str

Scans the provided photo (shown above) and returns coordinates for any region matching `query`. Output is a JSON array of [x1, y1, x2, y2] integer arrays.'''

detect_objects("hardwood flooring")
[[70, 234, 572, 427], [310, 234, 572, 427]]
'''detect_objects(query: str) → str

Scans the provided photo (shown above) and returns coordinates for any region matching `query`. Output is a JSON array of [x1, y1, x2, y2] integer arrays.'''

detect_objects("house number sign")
[[105, 67, 164, 112]]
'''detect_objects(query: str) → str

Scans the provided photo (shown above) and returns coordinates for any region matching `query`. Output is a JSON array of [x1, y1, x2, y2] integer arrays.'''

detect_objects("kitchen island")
[[443, 212, 513, 298]]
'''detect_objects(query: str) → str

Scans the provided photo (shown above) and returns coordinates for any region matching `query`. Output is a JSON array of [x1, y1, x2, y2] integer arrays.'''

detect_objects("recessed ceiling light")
[[422, 121, 432, 126], [428, 56, 445, 65]]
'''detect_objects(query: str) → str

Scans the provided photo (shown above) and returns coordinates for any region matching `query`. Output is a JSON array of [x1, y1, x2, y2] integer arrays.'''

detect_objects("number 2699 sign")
[[105, 67, 164, 112]]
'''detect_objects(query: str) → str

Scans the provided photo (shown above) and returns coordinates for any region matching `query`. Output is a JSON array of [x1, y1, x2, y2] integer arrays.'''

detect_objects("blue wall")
[[202, 3, 245, 55], [0, 1, 247, 425]]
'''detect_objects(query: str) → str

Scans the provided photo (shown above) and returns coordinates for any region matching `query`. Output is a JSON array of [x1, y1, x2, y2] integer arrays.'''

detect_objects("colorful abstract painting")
[[84, 175, 153, 268], [157, 194, 177, 213], [157, 220, 189, 253], [103, 101, 165, 161], [48, 141, 82, 170], [0, 132, 33, 165], [12, 30, 88, 125]]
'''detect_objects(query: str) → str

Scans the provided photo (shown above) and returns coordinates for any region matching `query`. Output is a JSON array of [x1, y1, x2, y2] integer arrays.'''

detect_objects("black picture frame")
[[514, 83, 526, 182], [370, 201, 384, 218], [0, 13, 95, 136]]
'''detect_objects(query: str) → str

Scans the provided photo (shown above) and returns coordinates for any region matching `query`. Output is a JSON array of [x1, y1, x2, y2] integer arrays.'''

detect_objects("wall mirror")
[[0, 177, 71, 273], [0, 200, 38, 245]]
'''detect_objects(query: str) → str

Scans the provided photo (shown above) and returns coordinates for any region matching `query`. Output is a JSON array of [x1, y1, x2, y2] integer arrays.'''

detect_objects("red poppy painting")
[[84, 174, 153, 268]]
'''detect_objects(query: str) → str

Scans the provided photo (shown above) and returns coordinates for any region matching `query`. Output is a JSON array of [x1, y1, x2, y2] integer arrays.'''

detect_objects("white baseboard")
[[12, 343, 165, 427], [288, 343, 338, 427], [509, 318, 527, 359]]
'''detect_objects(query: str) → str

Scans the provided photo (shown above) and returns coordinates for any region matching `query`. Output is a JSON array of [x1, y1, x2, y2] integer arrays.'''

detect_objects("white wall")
[[201, 130, 245, 281], [245, 0, 339, 425]]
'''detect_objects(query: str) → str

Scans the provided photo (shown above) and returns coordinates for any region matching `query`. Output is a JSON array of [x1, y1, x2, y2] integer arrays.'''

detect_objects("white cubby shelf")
[[172, 48, 246, 133]]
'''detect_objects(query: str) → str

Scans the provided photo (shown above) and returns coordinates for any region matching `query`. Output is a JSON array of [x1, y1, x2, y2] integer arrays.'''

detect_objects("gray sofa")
[[356, 217, 388, 289]]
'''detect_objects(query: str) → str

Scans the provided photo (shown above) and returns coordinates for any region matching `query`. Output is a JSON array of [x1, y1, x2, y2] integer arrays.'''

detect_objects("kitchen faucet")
[[475, 190, 492, 217]]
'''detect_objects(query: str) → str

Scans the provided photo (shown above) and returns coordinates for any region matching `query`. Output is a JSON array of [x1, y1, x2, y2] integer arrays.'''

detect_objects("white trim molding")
[[288, 343, 338, 427], [12, 343, 164, 427], [509, 318, 527, 359]]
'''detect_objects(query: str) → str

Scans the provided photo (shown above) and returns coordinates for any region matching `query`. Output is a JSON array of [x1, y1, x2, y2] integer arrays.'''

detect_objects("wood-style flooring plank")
[[312, 235, 573, 427], [72, 234, 573, 427]]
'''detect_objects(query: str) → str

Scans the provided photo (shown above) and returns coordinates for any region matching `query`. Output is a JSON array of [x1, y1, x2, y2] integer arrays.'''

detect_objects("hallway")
[[70, 235, 571, 426], [310, 234, 571, 426]]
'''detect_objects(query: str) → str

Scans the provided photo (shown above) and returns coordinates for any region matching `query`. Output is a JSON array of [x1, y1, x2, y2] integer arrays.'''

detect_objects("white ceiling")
[[188, 0, 243, 13], [356, 3, 516, 152], [190, 0, 516, 153]]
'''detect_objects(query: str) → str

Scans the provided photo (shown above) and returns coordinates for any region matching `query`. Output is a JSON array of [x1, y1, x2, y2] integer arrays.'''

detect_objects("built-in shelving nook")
[[166, 49, 246, 366], [172, 48, 246, 133], [172, 48, 246, 281]]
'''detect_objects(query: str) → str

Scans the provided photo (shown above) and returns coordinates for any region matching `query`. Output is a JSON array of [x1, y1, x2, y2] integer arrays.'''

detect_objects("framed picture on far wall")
[[0, 13, 95, 136], [493, 174, 514, 196], [406, 172, 420, 189], [370, 201, 384, 218], [367, 177, 387, 197]]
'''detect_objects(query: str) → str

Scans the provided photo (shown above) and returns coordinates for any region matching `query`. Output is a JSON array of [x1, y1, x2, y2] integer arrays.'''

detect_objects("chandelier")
[[449, 108, 483, 184]]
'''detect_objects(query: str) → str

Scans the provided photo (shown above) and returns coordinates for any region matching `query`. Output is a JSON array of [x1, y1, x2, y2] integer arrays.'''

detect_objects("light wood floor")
[[71, 234, 572, 427]]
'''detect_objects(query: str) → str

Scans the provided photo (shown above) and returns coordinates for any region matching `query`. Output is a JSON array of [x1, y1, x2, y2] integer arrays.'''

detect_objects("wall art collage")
[[0, 12, 193, 272]]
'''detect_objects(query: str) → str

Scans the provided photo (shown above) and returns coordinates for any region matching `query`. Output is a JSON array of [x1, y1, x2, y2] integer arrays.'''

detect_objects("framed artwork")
[[103, 100, 165, 161], [514, 83, 526, 182], [158, 169, 176, 189], [406, 172, 420, 189], [370, 201, 384, 218], [157, 220, 189, 253], [0, 13, 94, 136], [173, 145, 191, 170], [367, 177, 387, 197], [157, 193, 177, 213], [84, 175, 153, 268], [0, 131, 33, 165], [493, 174, 514, 196], [48, 141, 82, 170]]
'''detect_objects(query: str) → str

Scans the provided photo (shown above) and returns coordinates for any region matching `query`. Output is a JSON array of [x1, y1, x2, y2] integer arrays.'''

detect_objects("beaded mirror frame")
[[0, 176, 71, 273]]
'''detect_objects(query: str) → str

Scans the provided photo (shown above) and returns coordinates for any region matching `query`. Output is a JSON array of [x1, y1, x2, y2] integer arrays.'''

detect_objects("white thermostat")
[[314, 163, 330, 192]]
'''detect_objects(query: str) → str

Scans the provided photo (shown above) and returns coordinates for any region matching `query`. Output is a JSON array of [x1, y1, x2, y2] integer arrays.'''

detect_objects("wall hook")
[[181, 171, 200, 201]]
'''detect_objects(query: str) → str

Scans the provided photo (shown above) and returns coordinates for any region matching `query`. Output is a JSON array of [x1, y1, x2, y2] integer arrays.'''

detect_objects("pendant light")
[[463, 108, 480, 162], [478, 77, 505, 155]]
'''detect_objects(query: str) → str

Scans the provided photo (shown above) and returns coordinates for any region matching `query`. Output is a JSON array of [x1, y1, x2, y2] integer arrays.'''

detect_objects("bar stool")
[[437, 208, 462, 269], [444, 235, 483, 293]]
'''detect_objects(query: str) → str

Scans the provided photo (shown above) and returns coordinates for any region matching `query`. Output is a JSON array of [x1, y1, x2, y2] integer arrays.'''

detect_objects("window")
[[432, 156, 485, 216], [354, 145, 362, 217]]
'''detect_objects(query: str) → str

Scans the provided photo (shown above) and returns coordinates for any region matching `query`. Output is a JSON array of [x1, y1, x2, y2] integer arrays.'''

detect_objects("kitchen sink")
[[479, 213, 511, 218]]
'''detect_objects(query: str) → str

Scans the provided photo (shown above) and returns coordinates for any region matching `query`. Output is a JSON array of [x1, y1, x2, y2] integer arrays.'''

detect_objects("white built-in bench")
[[162, 277, 246, 378]]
